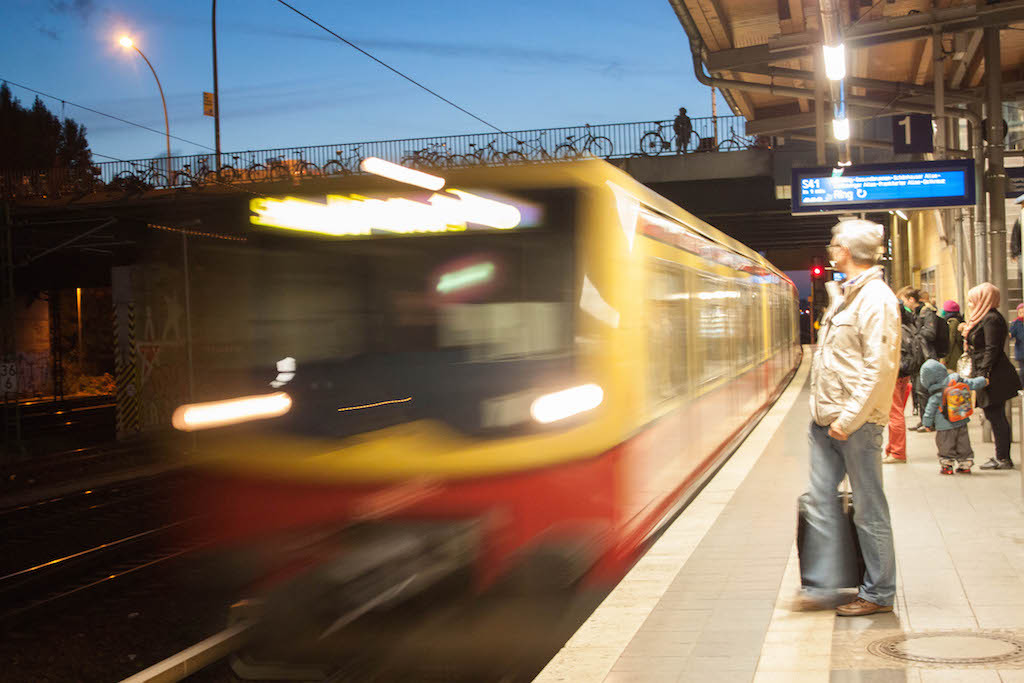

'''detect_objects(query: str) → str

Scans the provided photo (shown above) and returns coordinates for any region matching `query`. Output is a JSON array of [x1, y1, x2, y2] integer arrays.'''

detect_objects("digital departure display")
[[791, 160, 975, 214]]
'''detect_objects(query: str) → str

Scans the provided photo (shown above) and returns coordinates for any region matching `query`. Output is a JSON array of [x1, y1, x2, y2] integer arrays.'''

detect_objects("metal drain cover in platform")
[[868, 631, 1024, 666]]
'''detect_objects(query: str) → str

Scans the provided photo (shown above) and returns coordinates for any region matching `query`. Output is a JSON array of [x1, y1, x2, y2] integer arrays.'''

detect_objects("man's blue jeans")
[[804, 421, 896, 606]]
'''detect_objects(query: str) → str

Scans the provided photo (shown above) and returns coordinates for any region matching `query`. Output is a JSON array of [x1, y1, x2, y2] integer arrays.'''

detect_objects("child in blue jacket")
[[920, 359, 989, 474]]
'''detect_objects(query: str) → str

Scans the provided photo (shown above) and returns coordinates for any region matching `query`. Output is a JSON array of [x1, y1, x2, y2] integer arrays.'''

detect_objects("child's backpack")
[[941, 377, 974, 423]]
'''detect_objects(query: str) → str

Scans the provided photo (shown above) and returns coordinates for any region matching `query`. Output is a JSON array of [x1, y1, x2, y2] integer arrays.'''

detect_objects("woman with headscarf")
[[1009, 303, 1024, 389], [964, 283, 1022, 470]]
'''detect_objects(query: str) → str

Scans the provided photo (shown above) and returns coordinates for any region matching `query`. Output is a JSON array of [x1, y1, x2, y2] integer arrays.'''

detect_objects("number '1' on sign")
[[892, 114, 933, 154]]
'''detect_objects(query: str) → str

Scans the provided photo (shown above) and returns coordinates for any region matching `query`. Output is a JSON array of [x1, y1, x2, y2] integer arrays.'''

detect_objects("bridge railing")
[[1, 115, 763, 199]]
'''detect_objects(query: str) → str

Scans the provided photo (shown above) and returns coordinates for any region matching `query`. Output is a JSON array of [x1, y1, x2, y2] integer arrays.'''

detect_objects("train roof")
[[9, 159, 794, 290], [426, 159, 794, 287]]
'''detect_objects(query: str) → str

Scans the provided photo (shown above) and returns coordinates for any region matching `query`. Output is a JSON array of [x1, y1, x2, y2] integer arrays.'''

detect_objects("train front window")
[[224, 187, 576, 438]]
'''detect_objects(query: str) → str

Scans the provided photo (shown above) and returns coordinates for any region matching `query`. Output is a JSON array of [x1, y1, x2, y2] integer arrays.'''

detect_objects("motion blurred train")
[[175, 159, 800, 674]]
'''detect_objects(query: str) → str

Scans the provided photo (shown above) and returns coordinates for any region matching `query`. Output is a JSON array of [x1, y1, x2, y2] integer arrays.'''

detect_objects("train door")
[[739, 278, 763, 416], [693, 272, 738, 454]]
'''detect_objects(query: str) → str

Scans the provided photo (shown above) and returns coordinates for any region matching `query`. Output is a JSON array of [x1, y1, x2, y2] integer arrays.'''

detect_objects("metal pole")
[[212, 0, 221, 171], [970, 104, 989, 284], [934, 29, 946, 159], [2, 202, 21, 459], [711, 86, 718, 145], [986, 27, 1007, 313], [809, 280, 816, 345], [962, 207, 976, 292], [815, 55, 826, 165], [892, 213, 905, 286], [132, 46, 172, 182], [954, 211, 966, 307], [182, 233, 194, 405]]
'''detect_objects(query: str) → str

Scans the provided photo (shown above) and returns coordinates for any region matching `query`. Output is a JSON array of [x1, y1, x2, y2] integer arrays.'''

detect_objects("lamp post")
[[118, 37, 172, 182], [212, 0, 221, 171], [117, 35, 194, 416]]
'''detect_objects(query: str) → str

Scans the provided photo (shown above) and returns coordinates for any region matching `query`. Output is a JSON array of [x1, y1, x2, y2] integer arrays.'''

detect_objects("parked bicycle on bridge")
[[322, 146, 364, 175], [554, 124, 613, 159]]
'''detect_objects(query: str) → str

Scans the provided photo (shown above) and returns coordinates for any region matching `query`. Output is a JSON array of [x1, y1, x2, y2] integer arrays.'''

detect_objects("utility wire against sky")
[[273, 0, 531, 148], [0, 77, 215, 152], [6, 1, 533, 159]]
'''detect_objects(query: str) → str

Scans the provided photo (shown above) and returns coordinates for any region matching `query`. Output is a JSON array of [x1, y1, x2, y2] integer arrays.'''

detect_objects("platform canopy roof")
[[668, 0, 1024, 136]]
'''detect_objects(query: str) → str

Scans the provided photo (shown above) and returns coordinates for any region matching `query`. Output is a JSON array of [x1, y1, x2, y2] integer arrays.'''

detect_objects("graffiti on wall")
[[14, 351, 52, 397], [113, 263, 191, 433], [137, 286, 188, 431]]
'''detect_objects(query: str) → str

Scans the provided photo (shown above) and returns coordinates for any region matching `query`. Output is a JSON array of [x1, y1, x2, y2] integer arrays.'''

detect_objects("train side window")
[[752, 282, 765, 363], [644, 261, 690, 409], [695, 273, 734, 387], [743, 282, 757, 368]]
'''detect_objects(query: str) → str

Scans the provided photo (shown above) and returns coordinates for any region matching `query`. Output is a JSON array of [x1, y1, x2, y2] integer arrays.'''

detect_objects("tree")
[[0, 82, 92, 171]]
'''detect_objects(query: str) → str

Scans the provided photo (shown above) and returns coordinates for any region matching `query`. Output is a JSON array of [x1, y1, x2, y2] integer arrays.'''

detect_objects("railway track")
[[0, 518, 207, 621], [0, 471, 204, 623], [12, 397, 115, 435], [0, 472, 184, 555]]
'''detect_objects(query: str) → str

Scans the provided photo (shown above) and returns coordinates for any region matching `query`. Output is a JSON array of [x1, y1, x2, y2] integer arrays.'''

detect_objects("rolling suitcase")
[[796, 480, 865, 589]]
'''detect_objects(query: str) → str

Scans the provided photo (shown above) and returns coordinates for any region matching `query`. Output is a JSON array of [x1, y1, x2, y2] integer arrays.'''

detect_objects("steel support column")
[[986, 28, 1007, 310], [934, 28, 946, 158], [954, 210, 967, 306], [1, 202, 22, 459], [892, 213, 906, 286], [971, 104, 989, 284], [815, 55, 826, 165]]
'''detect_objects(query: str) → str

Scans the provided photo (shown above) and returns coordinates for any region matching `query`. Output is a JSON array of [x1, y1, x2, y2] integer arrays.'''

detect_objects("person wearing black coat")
[[964, 283, 1022, 470], [896, 286, 931, 430]]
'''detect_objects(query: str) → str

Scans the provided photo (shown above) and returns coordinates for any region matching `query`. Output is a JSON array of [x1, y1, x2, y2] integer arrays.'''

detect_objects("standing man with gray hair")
[[801, 219, 901, 616]]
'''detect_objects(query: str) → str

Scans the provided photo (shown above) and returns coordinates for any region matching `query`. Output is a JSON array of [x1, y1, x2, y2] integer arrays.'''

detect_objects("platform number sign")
[[892, 114, 933, 154], [0, 362, 16, 395]]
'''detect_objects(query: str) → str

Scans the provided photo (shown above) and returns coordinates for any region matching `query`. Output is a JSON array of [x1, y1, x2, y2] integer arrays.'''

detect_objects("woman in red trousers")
[[885, 302, 921, 463]]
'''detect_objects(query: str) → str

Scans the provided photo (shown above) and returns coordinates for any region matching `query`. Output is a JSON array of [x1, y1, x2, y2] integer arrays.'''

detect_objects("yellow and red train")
[[177, 159, 800, 663]]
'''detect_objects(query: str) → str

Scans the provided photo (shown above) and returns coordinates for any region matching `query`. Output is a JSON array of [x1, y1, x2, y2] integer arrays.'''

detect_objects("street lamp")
[[212, 0, 222, 170], [118, 36, 172, 182]]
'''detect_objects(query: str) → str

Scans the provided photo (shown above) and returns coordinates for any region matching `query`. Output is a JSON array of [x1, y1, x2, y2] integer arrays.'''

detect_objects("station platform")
[[536, 350, 1024, 683]]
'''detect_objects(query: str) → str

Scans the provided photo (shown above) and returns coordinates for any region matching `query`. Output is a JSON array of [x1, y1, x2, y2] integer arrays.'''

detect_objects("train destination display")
[[791, 159, 975, 214]]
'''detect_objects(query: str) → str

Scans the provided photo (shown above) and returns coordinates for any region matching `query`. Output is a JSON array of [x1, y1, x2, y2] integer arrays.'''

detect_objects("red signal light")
[[811, 266, 823, 277]]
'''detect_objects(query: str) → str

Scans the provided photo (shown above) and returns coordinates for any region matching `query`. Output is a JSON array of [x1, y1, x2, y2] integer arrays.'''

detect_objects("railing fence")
[[1, 115, 765, 199]]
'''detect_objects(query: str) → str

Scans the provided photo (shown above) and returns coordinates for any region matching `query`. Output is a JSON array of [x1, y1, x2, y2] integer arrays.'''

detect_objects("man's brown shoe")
[[835, 598, 893, 617]]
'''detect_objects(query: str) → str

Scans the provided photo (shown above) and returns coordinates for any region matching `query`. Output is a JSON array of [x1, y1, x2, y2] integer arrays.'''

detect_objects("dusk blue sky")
[[2, 0, 712, 163]]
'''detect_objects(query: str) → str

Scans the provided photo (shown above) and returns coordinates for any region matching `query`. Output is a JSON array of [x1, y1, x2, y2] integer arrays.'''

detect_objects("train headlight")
[[172, 392, 292, 431], [530, 384, 604, 424]]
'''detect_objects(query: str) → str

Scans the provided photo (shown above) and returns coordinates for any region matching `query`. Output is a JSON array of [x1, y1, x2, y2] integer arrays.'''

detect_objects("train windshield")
[[204, 187, 577, 438]]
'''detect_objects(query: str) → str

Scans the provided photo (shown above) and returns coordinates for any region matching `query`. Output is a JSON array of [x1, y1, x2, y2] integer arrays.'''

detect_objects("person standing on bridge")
[[803, 219, 900, 617], [673, 107, 693, 154]]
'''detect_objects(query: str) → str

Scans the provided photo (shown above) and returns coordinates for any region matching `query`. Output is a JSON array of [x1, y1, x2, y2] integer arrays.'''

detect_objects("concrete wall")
[[907, 210, 961, 308], [611, 150, 772, 184], [14, 295, 51, 397]]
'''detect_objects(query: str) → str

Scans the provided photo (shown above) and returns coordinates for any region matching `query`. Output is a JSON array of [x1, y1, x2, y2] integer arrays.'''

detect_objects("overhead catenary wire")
[[273, 0, 532, 150], [0, 77, 216, 152]]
